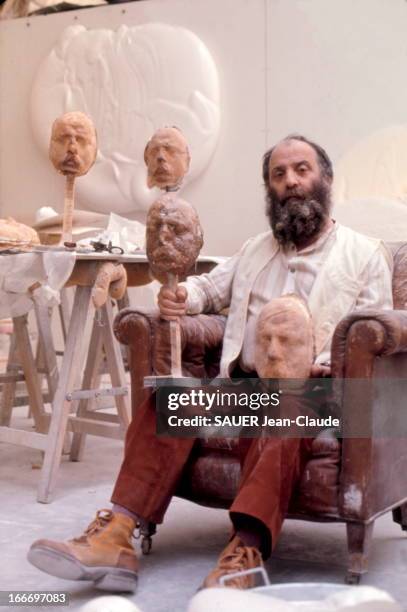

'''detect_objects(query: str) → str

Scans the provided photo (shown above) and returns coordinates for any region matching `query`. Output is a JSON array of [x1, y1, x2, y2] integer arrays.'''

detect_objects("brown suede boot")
[[202, 535, 264, 589], [27, 509, 138, 593]]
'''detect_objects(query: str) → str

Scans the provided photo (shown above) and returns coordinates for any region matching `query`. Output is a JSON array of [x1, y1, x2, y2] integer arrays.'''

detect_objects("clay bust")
[[144, 127, 190, 190], [146, 194, 203, 282], [49, 111, 97, 177], [254, 294, 314, 379]]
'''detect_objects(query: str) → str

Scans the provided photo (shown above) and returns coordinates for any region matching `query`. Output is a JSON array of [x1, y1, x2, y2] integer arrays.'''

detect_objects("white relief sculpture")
[[334, 125, 407, 205], [333, 125, 407, 240], [30, 23, 221, 215]]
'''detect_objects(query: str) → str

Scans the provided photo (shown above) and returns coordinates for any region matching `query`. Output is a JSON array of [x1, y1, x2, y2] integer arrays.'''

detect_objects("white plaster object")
[[80, 596, 142, 612], [188, 585, 401, 612], [30, 23, 220, 216]]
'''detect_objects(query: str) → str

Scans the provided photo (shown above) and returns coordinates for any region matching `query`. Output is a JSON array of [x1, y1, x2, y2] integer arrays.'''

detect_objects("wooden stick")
[[62, 174, 76, 245], [167, 272, 182, 378]]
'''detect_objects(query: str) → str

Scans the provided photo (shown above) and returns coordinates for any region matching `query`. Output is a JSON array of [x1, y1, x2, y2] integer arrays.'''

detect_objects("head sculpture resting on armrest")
[[255, 294, 315, 379]]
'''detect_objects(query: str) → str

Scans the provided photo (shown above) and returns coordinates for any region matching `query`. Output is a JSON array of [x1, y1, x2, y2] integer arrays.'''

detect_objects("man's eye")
[[298, 166, 309, 174]]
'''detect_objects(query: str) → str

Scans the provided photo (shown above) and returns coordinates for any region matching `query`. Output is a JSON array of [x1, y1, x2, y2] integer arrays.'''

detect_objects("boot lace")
[[217, 542, 263, 588], [72, 509, 113, 544], [219, 544, 261, 572]]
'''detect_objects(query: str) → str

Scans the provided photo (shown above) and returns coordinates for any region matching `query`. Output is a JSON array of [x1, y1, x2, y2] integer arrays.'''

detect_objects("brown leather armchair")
[[113, 242, 407, 584]]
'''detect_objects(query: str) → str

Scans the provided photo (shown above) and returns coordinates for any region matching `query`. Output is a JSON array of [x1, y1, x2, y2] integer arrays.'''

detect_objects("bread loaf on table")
[[0, 218, 40, 250]]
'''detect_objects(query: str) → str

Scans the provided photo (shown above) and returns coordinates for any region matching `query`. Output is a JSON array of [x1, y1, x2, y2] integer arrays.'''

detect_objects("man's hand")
[[157, 285, 188, 321], [310, 364, 331, 378]]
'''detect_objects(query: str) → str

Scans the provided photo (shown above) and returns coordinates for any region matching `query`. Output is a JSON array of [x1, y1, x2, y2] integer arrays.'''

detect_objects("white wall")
[[1, 0, 407, 255], [268, 0, 407, 155]]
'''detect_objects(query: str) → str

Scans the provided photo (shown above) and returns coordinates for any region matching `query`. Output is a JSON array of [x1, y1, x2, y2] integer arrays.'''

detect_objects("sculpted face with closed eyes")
[[49, 111, 97, 177], [255, 294, 314, 379], [144, 127, 190, 191]]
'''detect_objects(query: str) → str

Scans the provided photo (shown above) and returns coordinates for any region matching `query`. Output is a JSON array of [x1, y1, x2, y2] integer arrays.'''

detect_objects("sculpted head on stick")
[[144, 127, 190, 191]]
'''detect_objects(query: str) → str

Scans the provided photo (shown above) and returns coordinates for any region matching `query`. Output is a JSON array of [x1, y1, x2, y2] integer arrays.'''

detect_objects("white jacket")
[[184, 224, 393, 378]]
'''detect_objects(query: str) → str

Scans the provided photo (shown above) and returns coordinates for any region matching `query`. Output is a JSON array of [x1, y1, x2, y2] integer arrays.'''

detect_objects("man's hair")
[[262, 134, 333, 185]]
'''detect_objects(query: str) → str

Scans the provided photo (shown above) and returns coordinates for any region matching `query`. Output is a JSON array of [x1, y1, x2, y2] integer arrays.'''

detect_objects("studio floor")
[[1, 415, 407, 612]]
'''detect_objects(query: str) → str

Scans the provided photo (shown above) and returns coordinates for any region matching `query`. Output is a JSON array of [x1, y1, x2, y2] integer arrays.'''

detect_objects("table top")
[[0, 246, 225, 287], [67, 250, 224, 287], [74, 250, 226, 265], [0, 245, 225, 264]]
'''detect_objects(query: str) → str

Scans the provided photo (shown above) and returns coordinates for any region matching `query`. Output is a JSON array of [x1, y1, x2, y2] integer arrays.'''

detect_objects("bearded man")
[[28, 135, 393, 592]]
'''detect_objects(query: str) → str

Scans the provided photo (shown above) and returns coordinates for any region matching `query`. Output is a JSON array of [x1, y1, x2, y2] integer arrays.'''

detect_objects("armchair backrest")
[[387, 242, 407, 310]]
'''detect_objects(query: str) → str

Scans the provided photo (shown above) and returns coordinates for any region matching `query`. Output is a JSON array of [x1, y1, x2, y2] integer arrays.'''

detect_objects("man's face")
[[266, 139, 331, 247], [49, 113, 97, 177], [145, 128, 190, 190], [146, 197, 203, 280], [255, 298, 314, 379]]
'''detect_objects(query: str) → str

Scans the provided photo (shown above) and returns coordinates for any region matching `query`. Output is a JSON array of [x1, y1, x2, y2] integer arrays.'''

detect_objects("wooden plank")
[[0, 425, 47, 450], [100, 301, 131, 429], [69, 314, 105, 461], [66, 417, 123, 439], [0, 334, 19, 426], [76, 411, 119, 423], [67, 386, 127, 401], [0, 373, 25, 384], [41, 409, 120, 425], [13, 316, 47, 433], [34, 304, 71, 452], [34, 304, 59, 398], [37, 286, 91, 503], [58, 287, 71, 343]]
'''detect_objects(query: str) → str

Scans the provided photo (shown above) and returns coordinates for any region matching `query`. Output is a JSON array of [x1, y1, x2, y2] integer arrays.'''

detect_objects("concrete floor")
[[1, 414, 406, 612]]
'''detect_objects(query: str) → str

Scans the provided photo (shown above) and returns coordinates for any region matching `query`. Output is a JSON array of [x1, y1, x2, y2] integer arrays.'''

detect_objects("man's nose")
[[284, 169, 299, 189], [68, 137, 78, 153], [158, 224, 171, 243], [157, 148, 167, 163], [267, 338, 280, 360]]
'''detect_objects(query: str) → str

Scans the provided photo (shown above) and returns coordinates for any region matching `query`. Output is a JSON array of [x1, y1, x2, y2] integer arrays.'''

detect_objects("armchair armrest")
[[331, 309, 407, 379], [330, 309, 407, 521]]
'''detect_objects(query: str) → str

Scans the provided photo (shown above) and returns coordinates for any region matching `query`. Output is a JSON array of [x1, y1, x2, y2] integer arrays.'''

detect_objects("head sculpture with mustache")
[[262, 135, 334, 247], [49, 111, 97, 177]]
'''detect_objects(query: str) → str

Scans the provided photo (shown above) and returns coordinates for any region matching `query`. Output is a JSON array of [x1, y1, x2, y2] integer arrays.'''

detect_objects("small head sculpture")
[[144, 127, 190, 190], [255, 294, 314, 379], [146, 194, 203, 282], [49, 111, 97, 177]]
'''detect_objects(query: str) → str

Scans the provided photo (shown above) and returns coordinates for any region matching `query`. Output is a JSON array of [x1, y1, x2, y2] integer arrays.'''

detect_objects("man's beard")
[[266, 179, 331, 247]]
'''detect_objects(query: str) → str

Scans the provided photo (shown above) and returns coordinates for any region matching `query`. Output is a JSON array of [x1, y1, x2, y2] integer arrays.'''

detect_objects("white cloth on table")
[[0, 251, 76, 318]]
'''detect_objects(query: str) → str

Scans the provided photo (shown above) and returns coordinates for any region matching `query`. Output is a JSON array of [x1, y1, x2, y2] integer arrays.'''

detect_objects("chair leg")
[[345, 521, 374, 584], [139, 522, 156, 555], [392, 503, 407, 532]]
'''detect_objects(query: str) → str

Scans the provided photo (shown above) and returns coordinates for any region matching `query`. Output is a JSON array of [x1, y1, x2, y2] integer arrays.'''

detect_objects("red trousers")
[[111, 392, 315, 557]]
